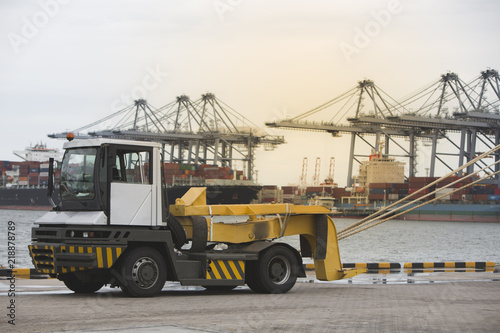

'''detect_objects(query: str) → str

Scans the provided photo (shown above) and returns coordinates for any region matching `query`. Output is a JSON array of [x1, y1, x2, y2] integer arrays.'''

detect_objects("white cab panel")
[[110, 183, 153, 225], [36, 211, 107, 225]]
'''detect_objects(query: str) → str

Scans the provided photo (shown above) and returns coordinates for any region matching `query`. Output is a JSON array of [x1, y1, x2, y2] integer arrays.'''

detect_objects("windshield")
[[60, 148, 97, 200]]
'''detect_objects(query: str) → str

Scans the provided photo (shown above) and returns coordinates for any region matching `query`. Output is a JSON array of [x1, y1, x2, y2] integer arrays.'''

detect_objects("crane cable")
[[337, 143, 500, 240], [338, 143, 500, 235], [338, 167, 500, 240], [338, 158, 500, 238]]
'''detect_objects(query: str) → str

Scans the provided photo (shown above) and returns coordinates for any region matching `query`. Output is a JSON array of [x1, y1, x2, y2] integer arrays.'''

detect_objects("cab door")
[[108, 146, 156, 226]]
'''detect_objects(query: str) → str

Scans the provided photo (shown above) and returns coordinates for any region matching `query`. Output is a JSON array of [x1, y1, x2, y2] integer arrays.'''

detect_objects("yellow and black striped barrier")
[[304, 261, 497, 273], [304, 262, 401, 271], [405, 268, 496, 273], [0, 268, 50, 279], [343, 262, 401, 270], [404, 261, 496, 269]]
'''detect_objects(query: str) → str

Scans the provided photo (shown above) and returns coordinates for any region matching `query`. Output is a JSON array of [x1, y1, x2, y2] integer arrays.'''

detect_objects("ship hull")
[[400, 203, 500, 222], [0, 184, 262, 209], [336, 202, 500, 222]]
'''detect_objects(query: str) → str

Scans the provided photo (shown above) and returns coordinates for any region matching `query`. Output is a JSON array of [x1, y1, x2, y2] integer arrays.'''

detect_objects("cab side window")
[[114, 149, 151, 184]]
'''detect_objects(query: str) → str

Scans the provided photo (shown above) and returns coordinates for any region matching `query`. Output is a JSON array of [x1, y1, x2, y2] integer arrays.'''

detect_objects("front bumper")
[[28, 244, 125, 275]]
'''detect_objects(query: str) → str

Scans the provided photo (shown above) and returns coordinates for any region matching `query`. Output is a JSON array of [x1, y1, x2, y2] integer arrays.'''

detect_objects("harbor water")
[[1, 209, 500, 268]]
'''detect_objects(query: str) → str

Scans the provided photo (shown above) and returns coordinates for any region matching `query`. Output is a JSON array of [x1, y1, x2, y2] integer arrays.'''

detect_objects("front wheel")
[[247, 245, 298, 294], [61, 273, 105, 294], [118, 247, 167, 297]]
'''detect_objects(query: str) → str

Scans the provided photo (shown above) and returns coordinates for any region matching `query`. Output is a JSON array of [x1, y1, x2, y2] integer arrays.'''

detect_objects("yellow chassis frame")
[[170, 187, 365, 281]]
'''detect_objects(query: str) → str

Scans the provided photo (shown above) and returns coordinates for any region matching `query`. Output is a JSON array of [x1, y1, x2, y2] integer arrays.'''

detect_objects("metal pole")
[[467, 128, 477, 174], [429, 129, 439, 177], [458, 129, 466, 176], [409, 132, 416, 177], [347, 133, 356, 186]]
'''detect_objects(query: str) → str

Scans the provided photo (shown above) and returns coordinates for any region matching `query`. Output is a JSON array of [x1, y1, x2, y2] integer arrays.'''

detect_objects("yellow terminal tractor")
[[29, 137, 364, 297]]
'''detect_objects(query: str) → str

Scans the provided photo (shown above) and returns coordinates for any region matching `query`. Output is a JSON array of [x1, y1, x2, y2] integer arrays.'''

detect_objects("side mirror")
[[47, 157, 57, 209]]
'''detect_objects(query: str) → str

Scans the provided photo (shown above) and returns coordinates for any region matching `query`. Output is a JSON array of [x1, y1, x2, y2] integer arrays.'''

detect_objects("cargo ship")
[[0, 145, 261, 209], [335, 151, 500, 222]]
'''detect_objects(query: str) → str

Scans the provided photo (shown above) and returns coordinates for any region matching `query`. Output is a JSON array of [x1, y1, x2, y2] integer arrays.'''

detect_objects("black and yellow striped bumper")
[[29, 244, 125, 275], [206, 260, 245, 280]]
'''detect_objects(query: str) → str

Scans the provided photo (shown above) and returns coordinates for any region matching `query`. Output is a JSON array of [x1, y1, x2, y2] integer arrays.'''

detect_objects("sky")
[[1, 0, 499, 186]]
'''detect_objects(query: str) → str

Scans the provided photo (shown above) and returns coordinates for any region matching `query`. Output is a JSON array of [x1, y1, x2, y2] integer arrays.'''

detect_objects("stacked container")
[[282, 186, 298, 203], [408, 177, 438, 200], [163, 163, 182, 184], [305, 186, 332, 198], [40, 163, 50, 186], [259, 185, 283, 203], [331, 187, 350, 200], [368, 183, 394, 201]]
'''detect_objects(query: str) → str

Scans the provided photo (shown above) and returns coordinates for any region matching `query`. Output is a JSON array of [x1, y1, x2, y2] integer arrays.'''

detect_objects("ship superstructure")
[[13, 143, 63, 162]]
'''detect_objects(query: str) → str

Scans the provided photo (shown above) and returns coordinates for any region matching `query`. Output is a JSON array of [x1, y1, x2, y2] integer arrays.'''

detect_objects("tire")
[[248, 245, 298, 294], [61, 273, 104, 294], [118, 247, 167, 297], [245, 261, 266, 293], [167, 214, 187, 249]]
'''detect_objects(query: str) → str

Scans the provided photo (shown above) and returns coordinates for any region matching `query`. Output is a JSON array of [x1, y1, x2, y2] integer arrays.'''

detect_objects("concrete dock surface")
[[1, 271, 499, 332]]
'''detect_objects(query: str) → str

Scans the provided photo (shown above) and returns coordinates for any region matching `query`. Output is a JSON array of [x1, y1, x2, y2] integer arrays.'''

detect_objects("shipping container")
[[472, 194, 489, 201], [369, 188, 390, 194], [388, 194, 399, 200], [408, 188, 429, 194], [470, 187, 495, 195], [368, 194, 386, 201], [394, 183, 409, 190], [407, 182, 429, 189], [408, 177, 438, 183], [369, 183, 393, 189], [281, 186, 298, 195], [435, 188, 454, 195]]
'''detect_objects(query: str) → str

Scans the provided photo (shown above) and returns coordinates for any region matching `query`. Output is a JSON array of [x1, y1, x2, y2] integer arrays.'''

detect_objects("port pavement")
[[1, 271, 499, 333]]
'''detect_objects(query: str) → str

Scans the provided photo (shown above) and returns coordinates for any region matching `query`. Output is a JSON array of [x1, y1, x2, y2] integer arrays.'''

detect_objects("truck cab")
[[53, 138, 162, 225]]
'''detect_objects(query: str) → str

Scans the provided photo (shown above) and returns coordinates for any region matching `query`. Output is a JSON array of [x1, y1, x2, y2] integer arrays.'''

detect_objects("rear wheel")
[[247, 245, 298, 294], [245, 261, 265, 293], [118, 247, 167, 297], [61, 273, 105, 294]]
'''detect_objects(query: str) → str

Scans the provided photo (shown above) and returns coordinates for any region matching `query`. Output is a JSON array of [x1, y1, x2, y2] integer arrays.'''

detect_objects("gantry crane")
[[48, 94, 285, 181], [267, 69, 500, 186]]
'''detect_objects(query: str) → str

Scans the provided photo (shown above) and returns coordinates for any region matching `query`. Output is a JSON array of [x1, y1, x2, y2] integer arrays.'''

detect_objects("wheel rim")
[[267, 255, 291, 285], [131, 257, 159, 289]]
